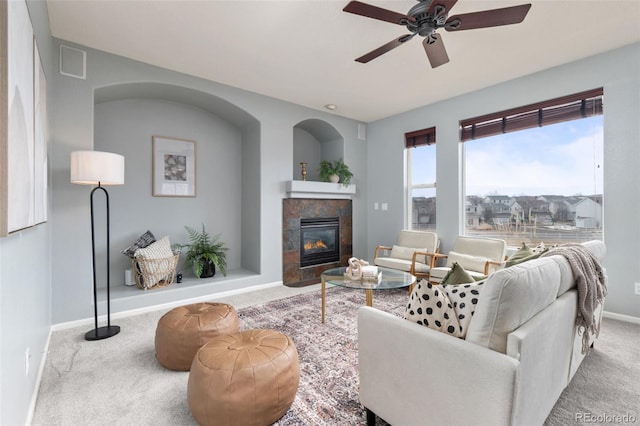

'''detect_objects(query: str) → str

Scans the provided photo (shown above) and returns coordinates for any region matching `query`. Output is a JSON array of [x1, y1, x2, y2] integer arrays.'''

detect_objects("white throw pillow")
[[390, 245, 427, 264], [134, 236, 175, 288], [447, 251, 490, 273], [404, 280, 462, 337]]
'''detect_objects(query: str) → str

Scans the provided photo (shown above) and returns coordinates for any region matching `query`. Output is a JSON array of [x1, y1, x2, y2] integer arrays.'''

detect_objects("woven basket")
[[132, 254, 179, 290]]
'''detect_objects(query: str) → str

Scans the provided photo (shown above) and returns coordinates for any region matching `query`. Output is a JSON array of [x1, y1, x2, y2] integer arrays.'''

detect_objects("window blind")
[[405, 126, 436, 148], [460, 88, 603, 142]]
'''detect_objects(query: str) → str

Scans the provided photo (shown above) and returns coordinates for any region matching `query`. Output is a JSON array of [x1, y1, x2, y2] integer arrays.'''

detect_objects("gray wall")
[[94, 98, 244, 281], [50, 39, 367, 324], [0, 1, 53, 425], [366, 42, 640, 318]]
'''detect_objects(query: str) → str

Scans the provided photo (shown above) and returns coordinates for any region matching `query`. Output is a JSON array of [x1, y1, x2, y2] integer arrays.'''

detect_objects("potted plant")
[[318, 158, 353, 186], [175, 225, 228, 278]]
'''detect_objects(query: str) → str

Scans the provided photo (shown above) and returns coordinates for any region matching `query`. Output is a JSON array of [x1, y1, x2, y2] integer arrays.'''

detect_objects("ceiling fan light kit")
[[343, 0, 531, 68]]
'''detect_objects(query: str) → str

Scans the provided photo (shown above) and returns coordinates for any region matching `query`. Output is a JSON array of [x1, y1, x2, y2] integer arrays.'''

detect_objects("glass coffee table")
[[320, 266, 416, 323]]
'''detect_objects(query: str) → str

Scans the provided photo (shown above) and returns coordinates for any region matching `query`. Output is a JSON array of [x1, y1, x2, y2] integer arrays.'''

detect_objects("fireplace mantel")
[[286, 181, 356, 199]]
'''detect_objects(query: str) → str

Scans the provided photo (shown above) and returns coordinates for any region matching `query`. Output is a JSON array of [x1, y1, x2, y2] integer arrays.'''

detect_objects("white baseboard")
[[26, 329, 52, 426], [602, 310, 640, 325], [51, 280, 283, 332]]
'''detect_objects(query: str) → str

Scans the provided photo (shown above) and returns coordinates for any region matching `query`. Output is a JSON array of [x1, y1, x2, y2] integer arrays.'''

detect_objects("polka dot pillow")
[[443, 280, 485, 338], [404, 280, 462, 337], [404, 279, 486, 338]]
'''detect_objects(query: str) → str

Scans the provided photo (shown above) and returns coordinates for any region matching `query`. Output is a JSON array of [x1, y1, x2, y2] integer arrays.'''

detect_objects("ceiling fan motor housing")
[[405, 1, 447, 40]]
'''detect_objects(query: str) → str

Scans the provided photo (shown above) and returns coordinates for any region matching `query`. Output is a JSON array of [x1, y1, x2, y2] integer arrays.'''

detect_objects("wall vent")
[[59, 45, 86, 79], [358, 123, 366, 141]]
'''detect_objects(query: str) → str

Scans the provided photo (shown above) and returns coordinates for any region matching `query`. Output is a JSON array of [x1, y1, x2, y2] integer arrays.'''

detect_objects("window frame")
[[406, 127, 436, 230]]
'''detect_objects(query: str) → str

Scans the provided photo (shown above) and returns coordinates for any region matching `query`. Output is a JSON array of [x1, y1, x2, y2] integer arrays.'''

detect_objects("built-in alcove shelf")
[[286, 180, 356, 199], [98, 269, 261, 314]]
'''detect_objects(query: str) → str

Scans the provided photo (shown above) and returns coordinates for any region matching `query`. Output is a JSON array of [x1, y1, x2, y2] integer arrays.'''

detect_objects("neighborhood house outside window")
[[406, 127, 436, 231], [462, 89, 604, 246]]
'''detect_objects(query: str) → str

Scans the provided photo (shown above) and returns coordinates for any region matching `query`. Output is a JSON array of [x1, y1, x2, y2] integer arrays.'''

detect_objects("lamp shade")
[[70, 151, 125, 185]]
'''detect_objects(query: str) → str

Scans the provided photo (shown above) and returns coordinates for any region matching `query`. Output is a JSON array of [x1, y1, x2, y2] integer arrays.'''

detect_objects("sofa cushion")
[[466, 257, 561, 353], [390, 245, 427, 264], [446, 251, 490, 273], [404, 281, 462, 337]]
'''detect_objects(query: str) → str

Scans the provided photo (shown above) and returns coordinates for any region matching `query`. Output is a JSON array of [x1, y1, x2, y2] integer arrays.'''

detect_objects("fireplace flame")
[[304, 240, 328, 250]]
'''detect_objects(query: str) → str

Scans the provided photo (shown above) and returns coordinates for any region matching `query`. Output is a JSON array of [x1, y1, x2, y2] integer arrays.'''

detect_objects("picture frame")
[[1, 0, 48, 237], [152, 136, 196, 197]]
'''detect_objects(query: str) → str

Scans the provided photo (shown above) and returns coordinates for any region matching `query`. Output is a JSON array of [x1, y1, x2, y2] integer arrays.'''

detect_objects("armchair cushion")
[[446, 251, 490, 273], [390, 245, 427, 264], [374, 257, 431, 274]]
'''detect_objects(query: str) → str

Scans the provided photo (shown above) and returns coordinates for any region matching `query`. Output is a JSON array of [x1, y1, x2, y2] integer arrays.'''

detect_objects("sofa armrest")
[[358, 307, 519, 426], [374, 245, 393, 259]]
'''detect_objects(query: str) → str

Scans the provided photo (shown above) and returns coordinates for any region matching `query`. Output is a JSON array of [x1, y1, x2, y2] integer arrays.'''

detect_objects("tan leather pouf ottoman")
[[187, 329, 300, 426], [155, 302, 239, 371]]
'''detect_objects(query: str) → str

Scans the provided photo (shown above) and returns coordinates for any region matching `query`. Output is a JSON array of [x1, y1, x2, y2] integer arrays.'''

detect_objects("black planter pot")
[[200, 260, 216, 278]]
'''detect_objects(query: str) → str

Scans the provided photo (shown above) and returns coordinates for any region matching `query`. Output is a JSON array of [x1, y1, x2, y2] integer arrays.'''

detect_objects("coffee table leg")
[[321, 276, 326, 323], [366, 289, 373, 307]]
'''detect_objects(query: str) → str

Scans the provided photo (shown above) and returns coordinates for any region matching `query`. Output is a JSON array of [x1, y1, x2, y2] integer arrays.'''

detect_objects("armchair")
[[429, 236, 507, 284], [373, 230, 439, 280]]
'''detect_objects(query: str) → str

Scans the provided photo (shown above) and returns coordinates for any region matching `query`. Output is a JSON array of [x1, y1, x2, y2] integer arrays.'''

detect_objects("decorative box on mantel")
[[286, 181, 356, 199]]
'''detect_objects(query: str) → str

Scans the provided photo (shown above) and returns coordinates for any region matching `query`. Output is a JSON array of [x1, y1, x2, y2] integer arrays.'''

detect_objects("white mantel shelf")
[[286, 180, 356, 199]]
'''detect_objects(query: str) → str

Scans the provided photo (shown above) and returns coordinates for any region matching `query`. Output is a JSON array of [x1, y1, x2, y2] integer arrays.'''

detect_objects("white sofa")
[[358, 240, 606, 426]]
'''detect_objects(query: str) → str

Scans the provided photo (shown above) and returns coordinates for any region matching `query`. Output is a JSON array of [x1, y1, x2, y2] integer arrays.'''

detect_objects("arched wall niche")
[[94, 82, 259, 128], [92, 82, 262, 283], [293, 119, 344, 182]]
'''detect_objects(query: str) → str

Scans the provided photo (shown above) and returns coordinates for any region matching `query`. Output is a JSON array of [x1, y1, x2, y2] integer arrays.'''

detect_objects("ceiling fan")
[[343, 0, 531, 68]]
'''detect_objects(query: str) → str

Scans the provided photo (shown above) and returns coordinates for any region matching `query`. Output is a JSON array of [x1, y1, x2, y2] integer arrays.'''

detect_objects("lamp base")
[[85, 325, 121, 341]]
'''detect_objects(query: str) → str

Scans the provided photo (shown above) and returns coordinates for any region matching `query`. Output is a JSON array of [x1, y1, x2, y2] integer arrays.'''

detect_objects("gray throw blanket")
[[541, 245, 608, 354]]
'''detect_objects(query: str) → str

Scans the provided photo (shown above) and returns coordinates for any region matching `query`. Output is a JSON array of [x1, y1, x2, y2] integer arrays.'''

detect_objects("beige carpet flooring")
[[32, 283, 639, 425]]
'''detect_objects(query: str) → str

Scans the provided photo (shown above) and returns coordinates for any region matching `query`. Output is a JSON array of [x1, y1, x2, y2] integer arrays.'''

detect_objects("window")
[[406, 127, 436, 231], [462, 89, 603, 246]]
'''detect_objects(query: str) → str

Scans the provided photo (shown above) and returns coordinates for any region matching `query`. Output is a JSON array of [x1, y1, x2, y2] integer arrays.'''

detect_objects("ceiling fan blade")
[[423, 35, 449, 68], [428, 0, 459, 16], [355, 34, 413, 63], [343, 1, 413, 25], [445, 4, 531, 31]]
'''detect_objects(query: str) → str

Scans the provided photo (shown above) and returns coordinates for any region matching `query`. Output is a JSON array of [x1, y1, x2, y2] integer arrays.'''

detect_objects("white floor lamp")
[[71, 150, 125, 341]]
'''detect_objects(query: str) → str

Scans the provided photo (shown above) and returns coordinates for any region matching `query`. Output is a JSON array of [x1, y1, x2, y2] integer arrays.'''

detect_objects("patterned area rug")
[[238, 286, 408, 425]]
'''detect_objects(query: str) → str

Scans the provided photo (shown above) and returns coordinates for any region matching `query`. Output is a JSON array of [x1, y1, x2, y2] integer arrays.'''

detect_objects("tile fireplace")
[[283, 199, 352, 287]]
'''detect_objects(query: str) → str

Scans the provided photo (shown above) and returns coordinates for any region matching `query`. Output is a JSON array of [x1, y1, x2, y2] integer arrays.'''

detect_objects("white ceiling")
[[47, 0, 640, 122]]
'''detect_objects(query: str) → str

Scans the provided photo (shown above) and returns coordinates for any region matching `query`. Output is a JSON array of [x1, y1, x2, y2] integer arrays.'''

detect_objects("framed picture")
[[1, 0, 48, 236], [152, 136, 196, 197]]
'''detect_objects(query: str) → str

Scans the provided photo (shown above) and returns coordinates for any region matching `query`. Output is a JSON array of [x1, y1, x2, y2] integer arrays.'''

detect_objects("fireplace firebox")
[[300, 217, 340, 267]]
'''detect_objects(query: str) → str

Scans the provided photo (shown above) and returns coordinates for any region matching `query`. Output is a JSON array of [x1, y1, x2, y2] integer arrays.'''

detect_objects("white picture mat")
[[6, 0, 35, 233], [34, 39, 47, 224], [152, 136, 196, 197]]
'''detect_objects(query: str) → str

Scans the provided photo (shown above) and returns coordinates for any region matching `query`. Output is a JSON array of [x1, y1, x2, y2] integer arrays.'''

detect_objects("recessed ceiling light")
[[324, 104, 337, 111]]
